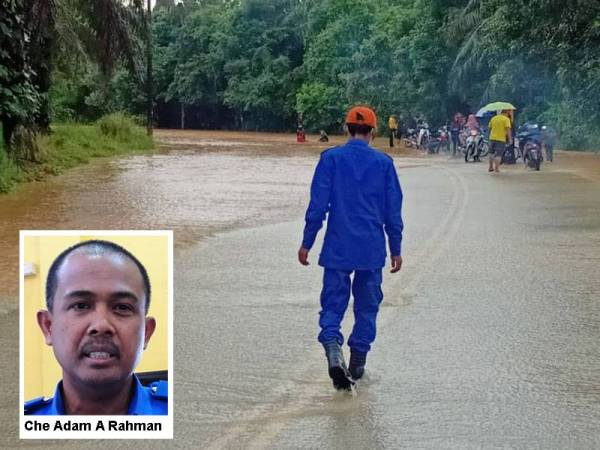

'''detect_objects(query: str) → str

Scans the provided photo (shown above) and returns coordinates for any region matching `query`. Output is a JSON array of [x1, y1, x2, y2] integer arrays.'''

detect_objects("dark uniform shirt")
[[24, 374, 168, 415], [302, 138, 404, 270]]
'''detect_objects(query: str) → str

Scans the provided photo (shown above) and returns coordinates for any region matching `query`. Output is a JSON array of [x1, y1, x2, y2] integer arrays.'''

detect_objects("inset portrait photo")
[[20, 231, 173, 439]]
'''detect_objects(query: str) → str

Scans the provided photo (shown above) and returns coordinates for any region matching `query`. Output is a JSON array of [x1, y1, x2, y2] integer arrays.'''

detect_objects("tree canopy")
[[2, 0, 600, 149]]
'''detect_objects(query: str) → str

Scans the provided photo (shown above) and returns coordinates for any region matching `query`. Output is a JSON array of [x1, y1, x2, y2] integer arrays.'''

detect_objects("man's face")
[[37, 252, 155, 390]]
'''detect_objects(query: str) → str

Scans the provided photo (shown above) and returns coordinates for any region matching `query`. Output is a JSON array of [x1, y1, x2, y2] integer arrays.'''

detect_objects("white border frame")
[[19, 230, 174, 439]]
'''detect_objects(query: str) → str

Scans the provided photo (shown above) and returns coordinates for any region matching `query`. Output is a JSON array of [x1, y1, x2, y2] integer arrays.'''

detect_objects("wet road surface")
[[1, 130, 599, 448]]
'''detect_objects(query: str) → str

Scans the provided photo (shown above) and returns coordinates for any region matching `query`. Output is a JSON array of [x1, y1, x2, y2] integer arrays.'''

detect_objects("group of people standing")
[[297, 104, 561, 392], [450, 110, 512, 172], [449, 112, 477, 155], [386, 114, 425, 148], [450, 110, 557, 172]]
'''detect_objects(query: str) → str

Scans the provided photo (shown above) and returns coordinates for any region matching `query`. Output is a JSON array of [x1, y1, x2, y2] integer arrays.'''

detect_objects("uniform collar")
[[347, 137, 371, 147], [50, 381, 66, 415], [50, 374, 145, 415], [127, 374, 153, 415]]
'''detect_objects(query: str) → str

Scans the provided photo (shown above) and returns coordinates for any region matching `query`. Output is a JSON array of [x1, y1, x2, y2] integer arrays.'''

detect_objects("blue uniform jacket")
[[24, 374, 168, 415], [302, 138, 403, 270]]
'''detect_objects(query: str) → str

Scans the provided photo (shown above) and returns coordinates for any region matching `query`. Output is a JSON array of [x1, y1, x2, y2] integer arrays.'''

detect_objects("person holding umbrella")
[[488, 110, 513, 173], [477, 102, 516, 172]]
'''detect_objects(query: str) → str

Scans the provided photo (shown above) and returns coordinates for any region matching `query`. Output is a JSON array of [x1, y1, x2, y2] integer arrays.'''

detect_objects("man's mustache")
[[80, 338, 120, 358]]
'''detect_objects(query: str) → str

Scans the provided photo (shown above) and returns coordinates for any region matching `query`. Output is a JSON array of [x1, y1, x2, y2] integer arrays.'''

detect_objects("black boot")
[[323, 341, 354, 391], [349, 350, 367, 380]]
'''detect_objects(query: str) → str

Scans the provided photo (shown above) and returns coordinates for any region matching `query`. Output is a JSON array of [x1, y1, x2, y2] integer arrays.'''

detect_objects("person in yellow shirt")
[[388, 115, 398, 147], [488, 110, 512, 173]]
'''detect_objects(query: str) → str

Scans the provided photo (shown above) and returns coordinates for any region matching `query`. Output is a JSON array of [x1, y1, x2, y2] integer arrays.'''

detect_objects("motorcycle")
[[464, 129, 486, 162], [501, 143, 517, 164], [523, 140, 543, 170], [427, 127, 450, 154], [516, 123, 540, 162], [417, 122, 430, 150], [403, 128, 418, 148]]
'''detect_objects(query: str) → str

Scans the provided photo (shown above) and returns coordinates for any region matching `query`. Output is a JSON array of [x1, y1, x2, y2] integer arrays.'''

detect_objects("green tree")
[[0, 0, 40, 147], [2, 0, 147, 149]]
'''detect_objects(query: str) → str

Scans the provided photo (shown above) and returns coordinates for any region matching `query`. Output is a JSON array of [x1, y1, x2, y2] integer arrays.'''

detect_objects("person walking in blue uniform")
[[25, 240, 168, 415], [298, 106, 404, 390]]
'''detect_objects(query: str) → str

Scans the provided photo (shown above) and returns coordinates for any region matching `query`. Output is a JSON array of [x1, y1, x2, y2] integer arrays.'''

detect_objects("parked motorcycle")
[[427, 126, 449, 154], [417, 122, 430, 150], [523, 140, 543, 170], [464, 129, 486, 162], [403, 128, 418, 148], [478, 135, 489, 158], [516, 123, 540, 162], [501, 144, 516, 164]]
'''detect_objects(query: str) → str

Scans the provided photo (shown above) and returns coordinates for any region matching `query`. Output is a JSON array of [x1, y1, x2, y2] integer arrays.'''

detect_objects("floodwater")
[[1, 130, 599, 449]]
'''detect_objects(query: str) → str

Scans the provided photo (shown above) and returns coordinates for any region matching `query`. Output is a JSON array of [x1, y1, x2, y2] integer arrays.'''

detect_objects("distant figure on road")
[[388, 115, 398, 147], [450, 113, 464, 155], [396, 115, 405, 141], [298, 106, 404, 391], [319, 129, 329, 143], [465, 113, 480, 132], [541, 125, 557, 162], [297, 113, 306, 143], [488, 110, 512, 173]]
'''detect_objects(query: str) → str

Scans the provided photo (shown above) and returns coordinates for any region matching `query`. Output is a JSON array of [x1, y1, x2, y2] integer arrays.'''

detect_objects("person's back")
[[488, 110, 512, 172], [489, 113, 511, 143], [317, 140, 396, 270], [319, 130, 329, 142]]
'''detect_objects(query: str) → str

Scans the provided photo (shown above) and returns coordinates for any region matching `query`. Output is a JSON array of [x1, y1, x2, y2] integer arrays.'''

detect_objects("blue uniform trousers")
[[318, 268, 383, 354]]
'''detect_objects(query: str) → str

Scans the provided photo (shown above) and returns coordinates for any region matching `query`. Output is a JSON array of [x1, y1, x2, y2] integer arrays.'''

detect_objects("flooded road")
[[1, 130, 599, 448]]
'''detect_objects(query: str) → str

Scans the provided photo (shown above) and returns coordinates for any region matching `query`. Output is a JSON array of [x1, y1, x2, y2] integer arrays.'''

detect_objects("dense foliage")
[[3, 0, 600, 149], [0, 0, 41, 146], [147, 0, 600, 148], [0, 0, 146, 149]]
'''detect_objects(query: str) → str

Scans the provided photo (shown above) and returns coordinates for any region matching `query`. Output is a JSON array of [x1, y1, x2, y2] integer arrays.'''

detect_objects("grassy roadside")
[[0, 114, 154, 193]]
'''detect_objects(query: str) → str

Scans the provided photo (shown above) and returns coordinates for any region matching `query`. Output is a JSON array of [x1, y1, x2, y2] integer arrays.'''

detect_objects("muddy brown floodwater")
[[1, 130, 599, 449]]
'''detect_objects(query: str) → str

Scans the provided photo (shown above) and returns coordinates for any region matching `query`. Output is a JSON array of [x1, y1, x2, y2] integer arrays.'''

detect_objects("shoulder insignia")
[[149, 380, 168, 400], [24, 396, 51, 414]]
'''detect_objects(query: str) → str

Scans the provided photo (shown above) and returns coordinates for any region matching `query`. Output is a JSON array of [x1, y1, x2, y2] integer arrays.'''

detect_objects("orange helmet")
[[345, 106, 377, 129]]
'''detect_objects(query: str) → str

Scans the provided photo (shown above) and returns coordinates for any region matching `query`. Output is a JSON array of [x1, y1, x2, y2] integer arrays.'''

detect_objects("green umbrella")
[[480, 101, 517, 113]]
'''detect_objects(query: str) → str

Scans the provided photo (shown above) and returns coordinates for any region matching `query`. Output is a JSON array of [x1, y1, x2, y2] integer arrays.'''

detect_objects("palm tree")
[[2, 0, 147, 147]]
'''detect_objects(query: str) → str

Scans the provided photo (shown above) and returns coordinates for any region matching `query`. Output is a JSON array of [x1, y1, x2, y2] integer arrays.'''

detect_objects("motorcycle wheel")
[[479, 143, 489, 157], [465, 144, 475, 162]]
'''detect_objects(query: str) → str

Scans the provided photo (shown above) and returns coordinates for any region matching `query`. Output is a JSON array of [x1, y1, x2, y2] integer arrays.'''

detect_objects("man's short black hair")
[[45, 240, 152, 313], [347, 123, 373, 136]]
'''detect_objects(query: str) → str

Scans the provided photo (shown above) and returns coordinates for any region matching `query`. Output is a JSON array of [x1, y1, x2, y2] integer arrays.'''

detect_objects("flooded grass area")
[[0, 121, 154, 194]]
